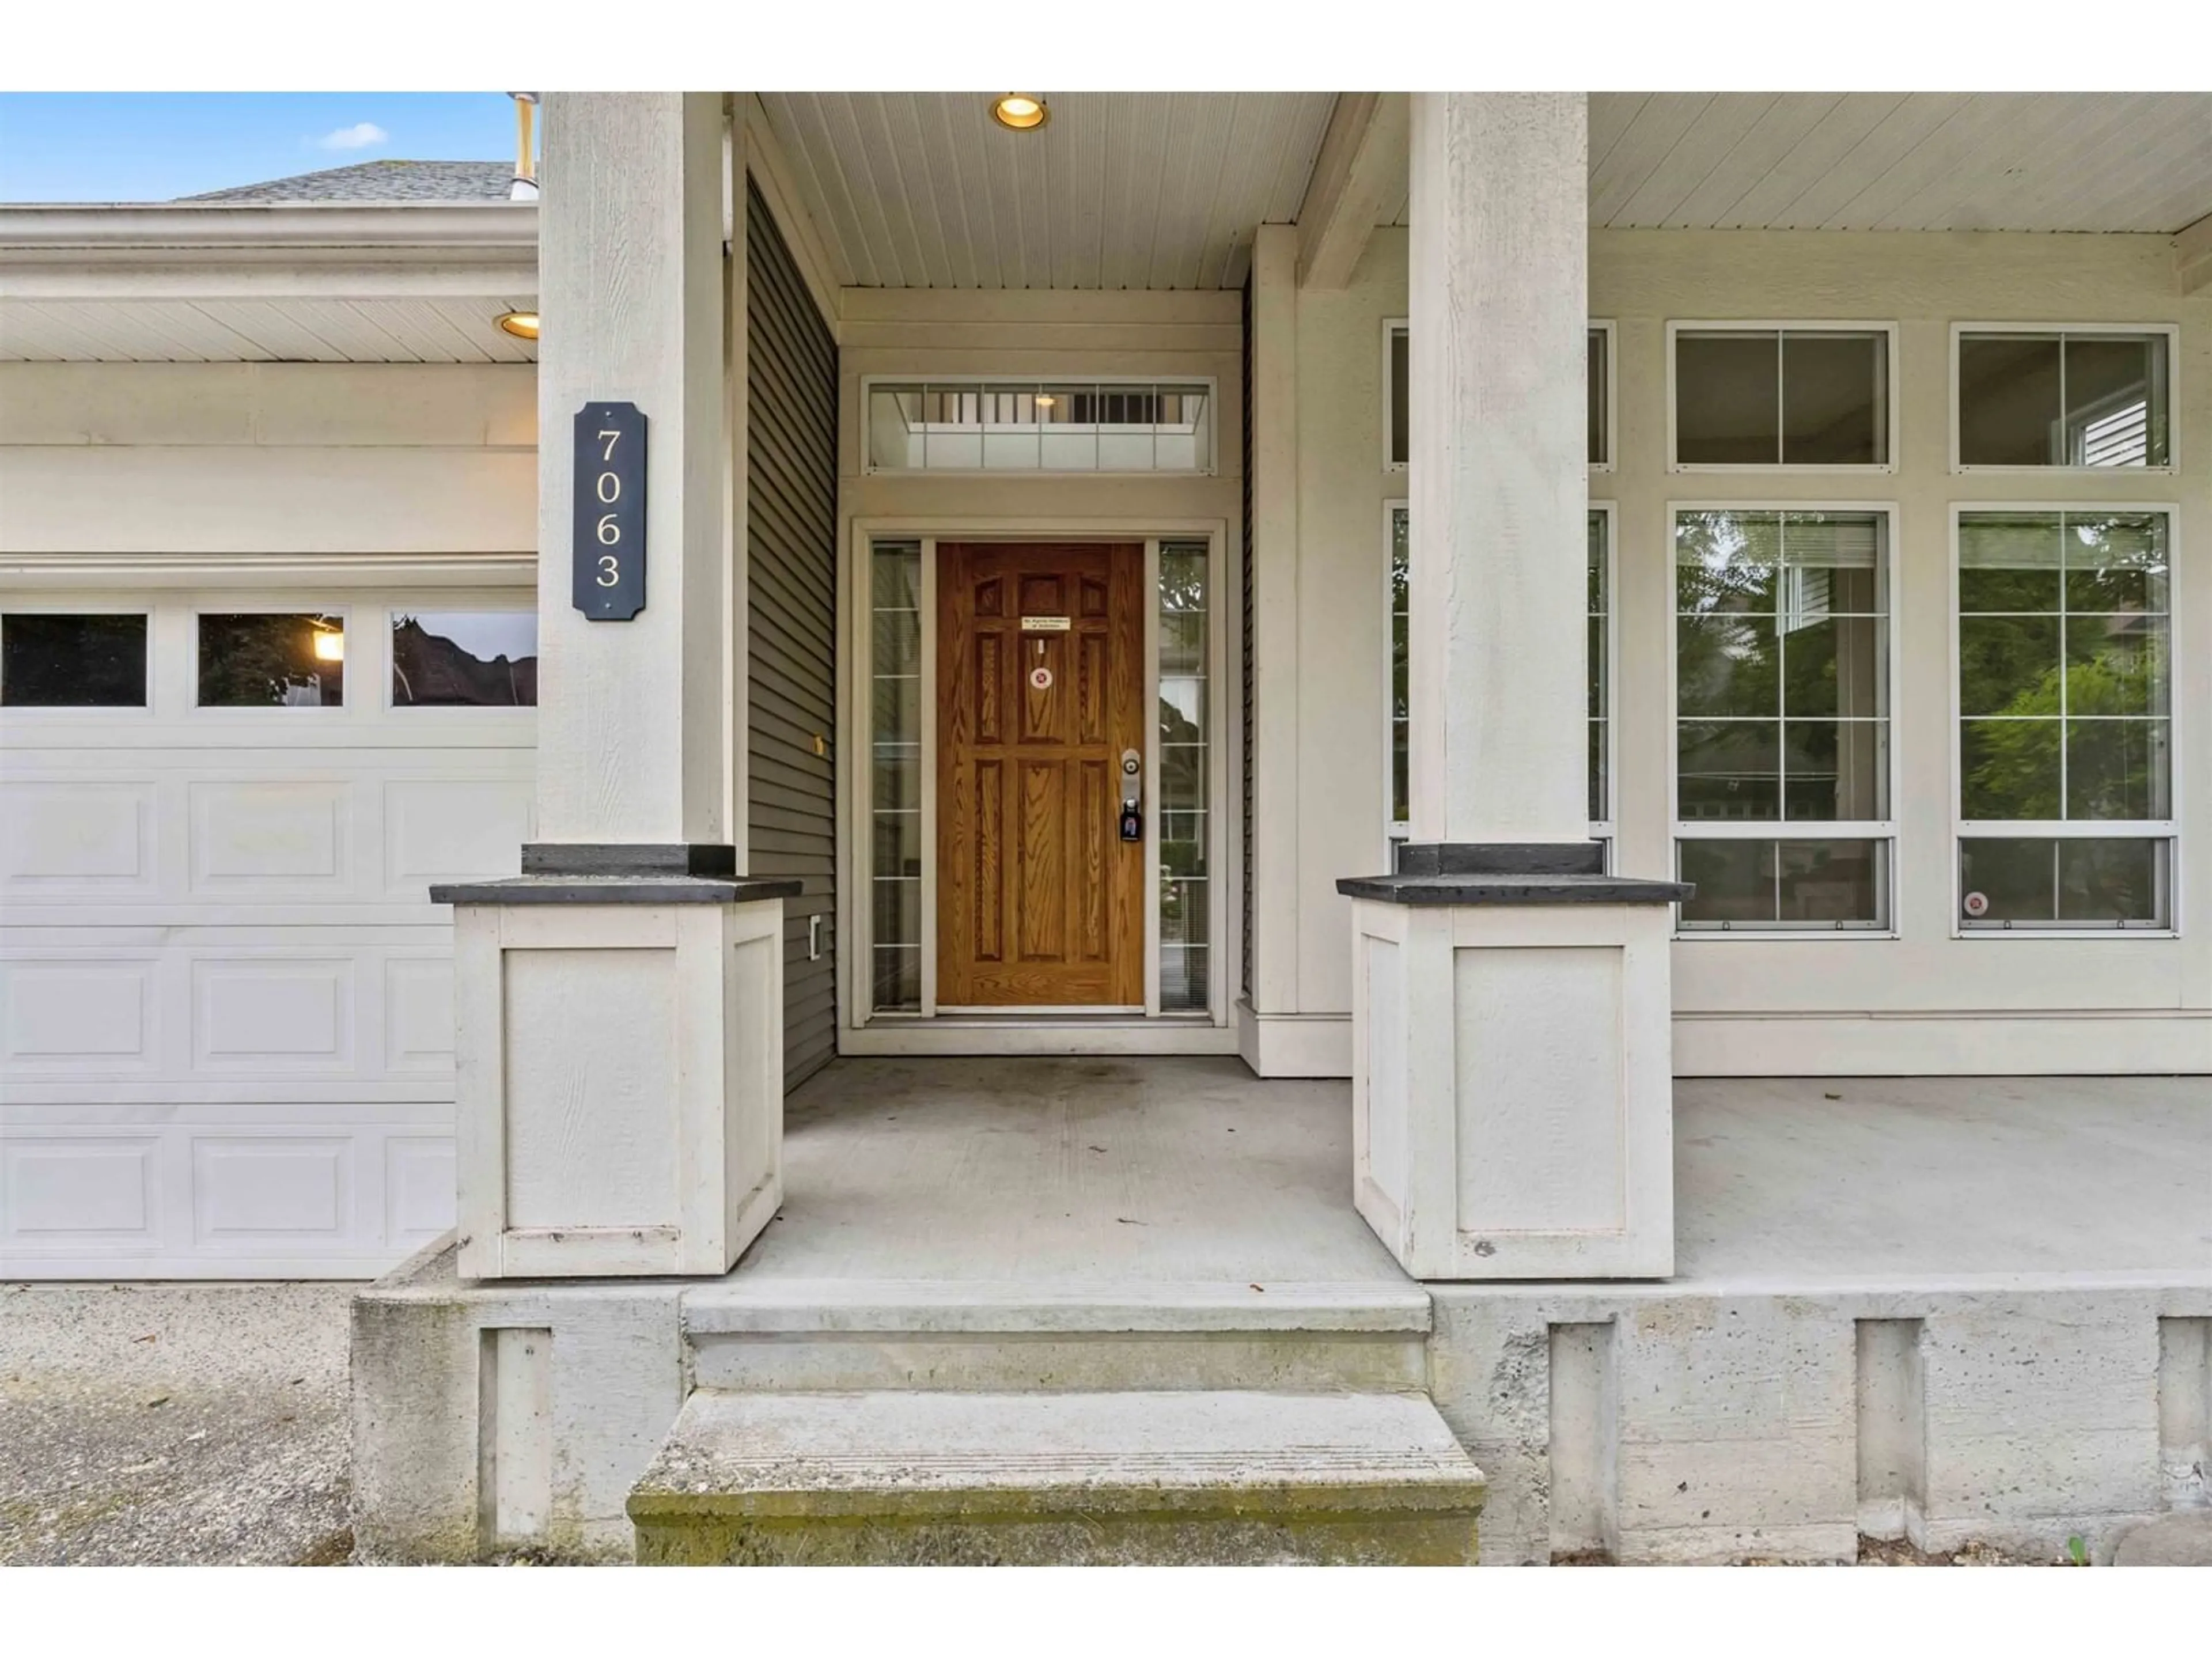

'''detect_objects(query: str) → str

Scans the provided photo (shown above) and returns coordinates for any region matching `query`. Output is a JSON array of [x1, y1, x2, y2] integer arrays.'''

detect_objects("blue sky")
[[0, 93, 521, 202]]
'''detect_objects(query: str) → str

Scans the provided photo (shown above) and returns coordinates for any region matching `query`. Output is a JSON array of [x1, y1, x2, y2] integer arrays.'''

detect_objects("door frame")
[[837, 516, 1238, 1055]]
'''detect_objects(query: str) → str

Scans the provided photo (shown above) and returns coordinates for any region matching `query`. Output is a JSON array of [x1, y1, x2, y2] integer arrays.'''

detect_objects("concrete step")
[[680, 1278, 1433, 1393], [628, 1388, 1486, 1565]]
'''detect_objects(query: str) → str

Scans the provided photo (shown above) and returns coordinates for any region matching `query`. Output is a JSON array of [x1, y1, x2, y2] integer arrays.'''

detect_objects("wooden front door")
[[938, 543, 1145, 1007]]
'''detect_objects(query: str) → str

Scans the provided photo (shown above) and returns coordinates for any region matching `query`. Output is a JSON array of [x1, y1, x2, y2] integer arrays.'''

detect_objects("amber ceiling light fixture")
[[990, 94, 1049, 131], [496, 310, 541, 341]]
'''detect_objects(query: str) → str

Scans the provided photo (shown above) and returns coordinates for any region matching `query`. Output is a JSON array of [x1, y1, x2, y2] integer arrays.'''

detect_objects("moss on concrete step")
[[628, 1388, 1484, 1566]]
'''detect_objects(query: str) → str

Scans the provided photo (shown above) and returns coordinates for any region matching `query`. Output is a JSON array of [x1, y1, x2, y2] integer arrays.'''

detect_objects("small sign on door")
[[1021, 615, 1071, 631]]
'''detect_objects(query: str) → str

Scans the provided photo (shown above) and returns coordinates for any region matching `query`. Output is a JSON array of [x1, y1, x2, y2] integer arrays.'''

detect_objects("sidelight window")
[[1158, 541, 1211, 1012], [869, 541, 924, 1009], [1953, 508, 2174, 931], [1672, 507, 1895, 931]]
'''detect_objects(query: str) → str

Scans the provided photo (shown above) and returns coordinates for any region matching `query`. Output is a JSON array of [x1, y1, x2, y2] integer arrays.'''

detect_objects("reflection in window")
[[1956, 510, 2172, 929], [869, 542, 923, 1010], [1, 613, 147, 707], [198, 613, 344, 707], [866, 382, 1211, 473], [1674, 327, 1889, 467], [391, 612, 537, 706], [1673, 509, 1892, 929], [1159, 541, 1210, 1013], [1387, 324, 1609, 467], [1957, 331, 2170, 468]]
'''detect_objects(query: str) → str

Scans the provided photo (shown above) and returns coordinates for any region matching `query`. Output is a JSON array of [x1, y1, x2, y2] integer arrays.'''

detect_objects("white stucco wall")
[[0, 362, 537, 558], [1260, 226, 2212, 1075]]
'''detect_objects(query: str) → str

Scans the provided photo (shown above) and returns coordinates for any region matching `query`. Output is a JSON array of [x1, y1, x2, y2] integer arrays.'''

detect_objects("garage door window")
[[391, 611, 538, 706], [198, 613, 345, 707], [1, 612, 148, 706]]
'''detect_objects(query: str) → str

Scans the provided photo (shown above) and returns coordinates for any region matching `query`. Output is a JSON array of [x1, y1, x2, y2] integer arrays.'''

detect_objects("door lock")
[[1118, 748, 1143, 843]]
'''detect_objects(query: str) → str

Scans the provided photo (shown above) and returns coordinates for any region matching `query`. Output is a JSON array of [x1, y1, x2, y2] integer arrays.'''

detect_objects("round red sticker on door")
[[1029, 666, 1052, 691]]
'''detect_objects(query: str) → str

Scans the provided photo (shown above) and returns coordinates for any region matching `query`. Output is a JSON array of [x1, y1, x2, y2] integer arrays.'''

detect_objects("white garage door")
[[0, 589, 535, 1278]]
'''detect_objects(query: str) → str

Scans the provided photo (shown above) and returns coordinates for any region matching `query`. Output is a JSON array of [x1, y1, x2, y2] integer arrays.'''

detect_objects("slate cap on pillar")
[[1337, 842, 1692, 906]]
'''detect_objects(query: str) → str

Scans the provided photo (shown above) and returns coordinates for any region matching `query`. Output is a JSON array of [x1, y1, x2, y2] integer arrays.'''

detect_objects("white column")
[[1340, 94, 1677, 1281], [1406, 92, 1588, 848], [440, 93, 787, 1280], [535, 92, 733, 847]]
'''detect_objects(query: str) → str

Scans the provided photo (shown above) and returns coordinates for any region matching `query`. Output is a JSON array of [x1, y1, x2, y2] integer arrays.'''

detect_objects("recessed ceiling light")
[[497, 310, 541, 341], [1034, 394, 1057, 408], [990, 94, 1048, 131]]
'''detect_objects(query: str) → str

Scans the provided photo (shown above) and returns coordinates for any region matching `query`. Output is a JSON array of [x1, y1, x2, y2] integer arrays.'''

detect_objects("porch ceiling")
[[767, 92, 2212, 293]]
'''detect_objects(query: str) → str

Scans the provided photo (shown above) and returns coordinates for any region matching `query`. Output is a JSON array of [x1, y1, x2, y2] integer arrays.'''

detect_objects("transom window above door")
[[1670, 324, 1896, 469], [863, 380, 1214, 474]]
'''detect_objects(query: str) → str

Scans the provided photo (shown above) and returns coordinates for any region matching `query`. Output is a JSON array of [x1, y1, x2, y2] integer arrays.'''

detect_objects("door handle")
[[1119, 748, 1142, 842]]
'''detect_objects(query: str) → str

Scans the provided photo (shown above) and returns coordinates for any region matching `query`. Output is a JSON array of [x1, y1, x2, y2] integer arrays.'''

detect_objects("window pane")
[[1158, 541, 1210, 1012], [390, 612, 536, 706], [1782, 720, 1888, 821], [197, 613, 343, 707], [2066, 614, 2168, 717], [871, 381, 1210, 473], [1959, 616, 2061, 717], [1678, 838, 1772, 924], [1676, 510, 1782, 613], [1777, 839, 1885, 925], [1781, 615, 1884, 719], [1676, 331, 1779, 465], [1960, 837, 2169, 929], [2064, 512, 2168, 614], [1960, 718, 2061, 821], [873, 945, 921, 1011], [1677, 615, 1777, 719], [2066, 719, 2168, 820], [1781, 331, 1884, 464], [1677, 721, 1779, 821], [1958, 334, 2061, 466], [2065, 335, 2166, 467], [1586, 328, 1608, 465], [1959, 512, 2062, 612], [1, 613, 147, 707], [2058, 838, 2166, 925], [1388, 328, 1410, 467]]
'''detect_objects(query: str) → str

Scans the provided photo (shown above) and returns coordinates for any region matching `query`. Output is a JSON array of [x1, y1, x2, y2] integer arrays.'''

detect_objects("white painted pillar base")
[[1339, 94, 1683, 1281], [1346, 886, 1675, 1279], [448, 891, 787, 1279]]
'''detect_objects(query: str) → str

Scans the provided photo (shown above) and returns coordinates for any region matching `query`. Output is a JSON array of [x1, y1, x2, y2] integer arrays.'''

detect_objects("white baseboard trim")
[[838, 1021, 1241, 1058], [1237, 1005, 1354, 1078], [1673, 1012, 2212, 1077]]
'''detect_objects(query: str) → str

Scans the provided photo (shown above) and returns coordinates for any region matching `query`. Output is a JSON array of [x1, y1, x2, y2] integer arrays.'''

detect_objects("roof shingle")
[[182, 160, 520, 204]]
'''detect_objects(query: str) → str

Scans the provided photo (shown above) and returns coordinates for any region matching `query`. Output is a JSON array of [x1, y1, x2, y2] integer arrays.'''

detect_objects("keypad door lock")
[[1118, 747, 1143, 843]]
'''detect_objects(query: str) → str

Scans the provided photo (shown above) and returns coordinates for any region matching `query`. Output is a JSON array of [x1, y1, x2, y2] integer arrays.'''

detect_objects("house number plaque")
[[573, 402, 647, 620]]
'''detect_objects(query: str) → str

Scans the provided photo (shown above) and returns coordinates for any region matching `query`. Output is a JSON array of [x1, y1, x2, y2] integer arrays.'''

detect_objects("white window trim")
[[0, 601, 156, 721], [1589, 500, 1618, 842], [1666, 499, 1903, 940], [1387, 319, 1616, 475], [1947, 501, 2183, 940], [858, 374, 1219, 478], [838, 518, 1237, 1039], [1384, 498, 1408, 845], [1948, 323, 2181, 477], [1665, 320, 1902, 475], [1382, 319, 1408, 474], [1589, 320, 1618, 475], [189, 603, 356, 719], [381, 604, 540, 714], [1385, 499, 1616, 855]]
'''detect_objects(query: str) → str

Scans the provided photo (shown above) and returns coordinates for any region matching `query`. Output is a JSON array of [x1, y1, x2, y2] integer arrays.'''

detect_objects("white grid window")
[[1954, 508, 2174, 931], [1669, 324, 1895, 470], [864, 381, 1213, 474], [1955, 328, 2174, 471], [1158, 541, 1210, 1012], [1386, 323, 1611, 469], [1389, 505, 1611, 848], [868, 541, 924, 1008], [1672, 507, 1895, 932]]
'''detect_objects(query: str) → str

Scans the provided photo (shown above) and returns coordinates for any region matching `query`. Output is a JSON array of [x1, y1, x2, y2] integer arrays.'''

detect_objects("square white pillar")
[[433, 93, 787, 1279], [1338, 94, 1684, 1281]]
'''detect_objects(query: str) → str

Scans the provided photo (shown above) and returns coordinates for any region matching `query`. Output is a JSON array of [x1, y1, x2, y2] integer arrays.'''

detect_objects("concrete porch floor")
[[750, 1056, 2212, 1287]]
